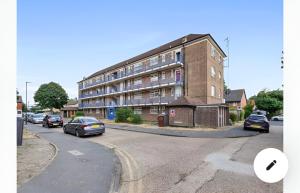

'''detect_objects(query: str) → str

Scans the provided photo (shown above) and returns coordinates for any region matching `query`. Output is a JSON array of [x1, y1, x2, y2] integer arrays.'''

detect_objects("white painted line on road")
[[68, 150, 84, 156]]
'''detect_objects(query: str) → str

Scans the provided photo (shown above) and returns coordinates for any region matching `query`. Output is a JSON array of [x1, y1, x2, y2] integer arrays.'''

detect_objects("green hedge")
[[116, 107, 143, 124], [127, 114, 143, 124], [230, 112, 237, 123], [75, 111, 84, 117], [115, 108, 133, 122]]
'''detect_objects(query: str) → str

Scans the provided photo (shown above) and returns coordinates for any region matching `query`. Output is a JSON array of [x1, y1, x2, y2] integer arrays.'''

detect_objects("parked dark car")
[[244, 114, 269, 133], [63, 116, 105, 137], [42, 114, 63, 128], [30, 114, 45, 124]]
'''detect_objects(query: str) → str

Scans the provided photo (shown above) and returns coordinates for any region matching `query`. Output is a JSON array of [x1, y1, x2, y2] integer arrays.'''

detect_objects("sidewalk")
[[102, 120, 260, 138], [17, 129, 56, 187]]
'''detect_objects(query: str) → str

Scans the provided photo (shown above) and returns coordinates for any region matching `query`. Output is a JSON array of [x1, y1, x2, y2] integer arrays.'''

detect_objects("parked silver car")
[[271, 114, 283, 121], [30, 114, 45, 124]]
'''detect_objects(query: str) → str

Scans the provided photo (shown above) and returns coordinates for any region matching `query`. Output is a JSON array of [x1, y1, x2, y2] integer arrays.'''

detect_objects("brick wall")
[[184, 41, 208, 102]]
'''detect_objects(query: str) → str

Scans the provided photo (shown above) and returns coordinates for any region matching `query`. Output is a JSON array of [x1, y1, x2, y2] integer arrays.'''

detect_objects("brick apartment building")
[[78, 34, 227, 124]]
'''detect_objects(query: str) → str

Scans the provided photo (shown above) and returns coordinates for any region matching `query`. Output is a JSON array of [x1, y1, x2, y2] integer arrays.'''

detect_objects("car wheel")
[[265, 129, 270, 133], [47, 123, 51, 128], [75, 130, 81, 137]]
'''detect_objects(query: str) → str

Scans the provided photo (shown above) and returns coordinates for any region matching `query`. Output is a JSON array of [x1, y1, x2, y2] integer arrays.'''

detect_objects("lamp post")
[[25, 81, 31, 125]]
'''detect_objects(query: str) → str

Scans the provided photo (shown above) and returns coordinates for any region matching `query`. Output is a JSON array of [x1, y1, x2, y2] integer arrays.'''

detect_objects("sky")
[[17, 0, 283, 106]]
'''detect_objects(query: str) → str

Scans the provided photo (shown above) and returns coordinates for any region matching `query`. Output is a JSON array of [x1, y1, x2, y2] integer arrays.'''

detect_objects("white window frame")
[[134, 62, 143, 72], [161, 71, 166, 80], [134, 107, 142, 115], [161, 88, 166, 97], [134, 92, 143, 99], [171, 88, 174, 96], [211, 46, 216, 58], [211, 66, 216, 77], [161, 54, 166, 63], [150, 89, 160, 98], [150, 106, 159, 114], [150, 73, 158, 82], [134, 77, 142, 85], [211, 85, 216, 97], [149, 56, 158, 66]]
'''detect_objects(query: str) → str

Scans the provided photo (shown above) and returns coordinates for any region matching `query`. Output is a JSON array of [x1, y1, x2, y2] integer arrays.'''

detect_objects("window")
[[134, 62, 143, 72], [176, 52, 181, 62], [211, 46, 216, 58], [171, 88, 174, 96], [150, 56, 158, 66], [150, 106, 159, 114], [160, 106, 166, 114], [134, 77, 142, 85], [211, 85, 216, 97], [161, 88, 166, 97], [219, 72, 221, 79], [134, 107, 142, 114], [134, 92, 143, 99], [161, 54, 166, 63], [161, 71, 166, 80], [211, 66, 216, 77], [150, 73, 158, 82], [150, 90, 160, 98]]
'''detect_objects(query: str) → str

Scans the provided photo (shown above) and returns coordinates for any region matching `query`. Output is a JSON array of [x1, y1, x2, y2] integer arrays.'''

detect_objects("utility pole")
[[224, 37, 230, 94], [25, 81, 31, 124]]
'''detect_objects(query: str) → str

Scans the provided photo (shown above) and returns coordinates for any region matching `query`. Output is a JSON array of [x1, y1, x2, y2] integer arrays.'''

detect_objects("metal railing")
[[79, 56, 183, 90]]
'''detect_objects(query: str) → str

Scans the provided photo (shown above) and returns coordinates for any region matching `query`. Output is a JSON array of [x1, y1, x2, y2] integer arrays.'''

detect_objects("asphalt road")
[[88, 121, 283, 193], [18, 123, 121, 193]]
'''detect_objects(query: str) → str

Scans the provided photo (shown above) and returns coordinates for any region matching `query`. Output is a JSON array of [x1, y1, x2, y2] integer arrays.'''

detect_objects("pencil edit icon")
[[266, 160, 277, 171]]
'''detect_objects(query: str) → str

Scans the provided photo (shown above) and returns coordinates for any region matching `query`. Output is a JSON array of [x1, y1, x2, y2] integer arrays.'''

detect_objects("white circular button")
[[254, 148, 288, 183]]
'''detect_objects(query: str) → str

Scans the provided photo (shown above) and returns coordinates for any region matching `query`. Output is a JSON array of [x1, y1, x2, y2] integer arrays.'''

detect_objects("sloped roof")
[[167, 96, 206, 107], [225, 89, 246, 103], [80, 34, 226, 81]]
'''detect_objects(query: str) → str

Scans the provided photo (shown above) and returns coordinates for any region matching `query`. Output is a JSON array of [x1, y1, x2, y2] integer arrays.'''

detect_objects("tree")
[[22, 102, 27, 112], [255, 97, 282, 117], [34, 82, 68, 110], [243, 103, 254, 118]]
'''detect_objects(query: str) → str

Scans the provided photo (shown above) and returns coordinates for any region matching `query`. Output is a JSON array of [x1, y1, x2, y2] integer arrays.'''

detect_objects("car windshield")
[[81, 117, 99, 123], [249, 115, 265, 120], [50, 115, 60, 118], [33, 114, 43, 118]]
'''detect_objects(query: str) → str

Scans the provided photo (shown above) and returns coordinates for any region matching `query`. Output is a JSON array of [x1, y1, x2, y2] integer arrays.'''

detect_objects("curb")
[[107, 125, 260, 138], [18, 133, 58, 187]]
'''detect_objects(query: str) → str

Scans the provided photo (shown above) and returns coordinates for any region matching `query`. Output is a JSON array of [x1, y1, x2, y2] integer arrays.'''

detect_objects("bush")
[[127, 114, 143, 124], [230, 112, 237, 123], [243, 104, 254, 119], [75, 111, 84, 117], [239, 110, 245, 121], [115, 108, 133, 123]]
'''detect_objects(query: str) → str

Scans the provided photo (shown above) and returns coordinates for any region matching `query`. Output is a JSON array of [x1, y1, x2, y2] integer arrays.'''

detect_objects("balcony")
[[124, 96, 175, 106], [79, 56, 183, 90], [79, 102, 105, 108], [79, 78, 182, 99]]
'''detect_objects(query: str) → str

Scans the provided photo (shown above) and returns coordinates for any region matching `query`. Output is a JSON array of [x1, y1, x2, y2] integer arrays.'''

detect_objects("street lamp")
[[25, 81, 31, 125]]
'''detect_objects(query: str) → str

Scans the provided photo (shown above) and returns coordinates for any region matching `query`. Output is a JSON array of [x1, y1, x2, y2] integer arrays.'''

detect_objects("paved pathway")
[[18, 124, 121, 193], [106, 124, 261, 138]]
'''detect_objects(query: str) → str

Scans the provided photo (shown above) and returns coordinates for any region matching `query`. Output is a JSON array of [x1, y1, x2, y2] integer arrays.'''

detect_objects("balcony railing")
[[79, 78, 182, 99], [79, 56, 183, 90], [124, 96, 175, 106]]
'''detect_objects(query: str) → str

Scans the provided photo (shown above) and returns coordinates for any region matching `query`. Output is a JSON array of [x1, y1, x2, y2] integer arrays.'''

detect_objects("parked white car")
[[271, 114, 283, 121]]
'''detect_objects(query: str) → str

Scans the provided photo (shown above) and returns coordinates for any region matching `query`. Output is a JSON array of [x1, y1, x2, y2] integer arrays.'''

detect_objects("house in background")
[[61, 100, 78, 118], [225, 89, 247, 112]]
